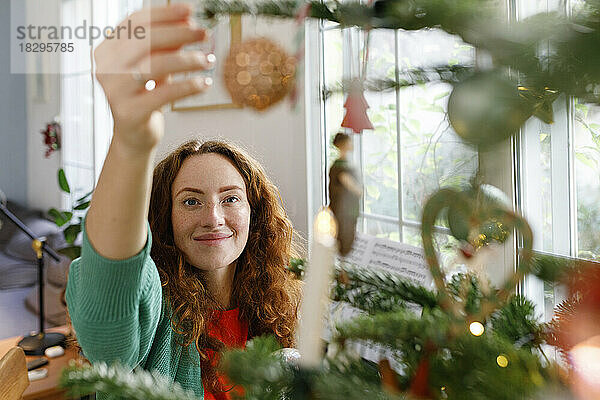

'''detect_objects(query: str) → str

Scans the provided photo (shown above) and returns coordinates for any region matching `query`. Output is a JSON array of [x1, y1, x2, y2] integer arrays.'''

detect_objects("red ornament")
[[459, 241, 476, 259], [41, 121, 61, 158], [408, 357, 431, 398], [341, 85, 374, 134]]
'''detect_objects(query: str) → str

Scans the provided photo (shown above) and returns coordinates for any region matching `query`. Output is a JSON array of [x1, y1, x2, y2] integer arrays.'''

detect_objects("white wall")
[[25, 0, 62, 211], [0, 0, 28, 205]]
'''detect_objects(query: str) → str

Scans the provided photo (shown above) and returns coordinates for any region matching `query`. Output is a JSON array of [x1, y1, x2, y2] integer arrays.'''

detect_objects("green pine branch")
[[332, 307, 563, 399], [200, 0, 497, 34], [428, 333, 563, 400], [200, 0, 600, 106], [333, 308, 452, 350], [59, 362, 198, 400], [220, 335, 404, 400], [322, 65, 475, 100], [333, 264, 439, 313], [490, 295, 545, 349], [314, 358, 405, 400], [287, 257, 306, 279]]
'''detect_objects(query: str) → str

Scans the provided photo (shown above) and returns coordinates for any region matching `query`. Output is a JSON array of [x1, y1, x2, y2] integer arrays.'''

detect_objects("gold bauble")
[[223, 37, 296, 111]]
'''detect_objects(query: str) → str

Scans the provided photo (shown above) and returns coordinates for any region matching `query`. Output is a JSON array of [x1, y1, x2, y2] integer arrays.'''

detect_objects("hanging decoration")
[[408, 356, 432, 399], [447, 72, 534, 148], [340, 25, 374, 134], [40, 120, 61, 158], [340, 82, 374, 133], [328, 132, 362, 255], [223, 37, 297, 111]]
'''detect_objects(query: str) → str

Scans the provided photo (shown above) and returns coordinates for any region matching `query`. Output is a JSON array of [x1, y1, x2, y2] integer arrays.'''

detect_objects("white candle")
[[297, 207, 338, 367]]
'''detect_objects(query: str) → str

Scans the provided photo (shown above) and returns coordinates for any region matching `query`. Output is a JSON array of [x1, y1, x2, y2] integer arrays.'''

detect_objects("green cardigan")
[[65, 220, 204, 399]]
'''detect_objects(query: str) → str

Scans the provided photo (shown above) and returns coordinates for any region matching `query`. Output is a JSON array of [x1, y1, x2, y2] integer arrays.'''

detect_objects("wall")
[[25, 0, 62, 211], [0, 0, 28, 205]]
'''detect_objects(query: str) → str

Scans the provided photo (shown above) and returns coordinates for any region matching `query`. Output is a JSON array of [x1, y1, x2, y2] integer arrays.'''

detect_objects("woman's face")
[[171, 153, 251, 272]]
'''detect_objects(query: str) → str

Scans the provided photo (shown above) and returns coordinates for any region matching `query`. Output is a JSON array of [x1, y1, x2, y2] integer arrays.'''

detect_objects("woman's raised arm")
[[86, 4, 212, 259]]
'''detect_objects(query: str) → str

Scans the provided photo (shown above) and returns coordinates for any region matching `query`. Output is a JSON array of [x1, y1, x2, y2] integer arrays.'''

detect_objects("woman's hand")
[[94, 4, 212, 152], [85, 4, 213, 259]]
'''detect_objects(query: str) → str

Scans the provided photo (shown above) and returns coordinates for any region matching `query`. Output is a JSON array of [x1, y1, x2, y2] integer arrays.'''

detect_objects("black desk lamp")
[[0, 192, 66, 355]]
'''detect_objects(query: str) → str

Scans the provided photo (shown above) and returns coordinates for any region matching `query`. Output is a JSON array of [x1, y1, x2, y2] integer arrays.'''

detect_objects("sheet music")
[[338, 232, 433, 287], [323, 232, 433, 371]]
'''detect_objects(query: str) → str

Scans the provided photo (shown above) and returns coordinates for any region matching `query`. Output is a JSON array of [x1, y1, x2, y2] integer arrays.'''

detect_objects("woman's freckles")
[[171, 153, 251, 272]]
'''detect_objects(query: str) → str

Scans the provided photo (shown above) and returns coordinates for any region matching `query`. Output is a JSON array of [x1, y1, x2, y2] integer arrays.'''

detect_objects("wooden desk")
[[0, 326, 78, 400]]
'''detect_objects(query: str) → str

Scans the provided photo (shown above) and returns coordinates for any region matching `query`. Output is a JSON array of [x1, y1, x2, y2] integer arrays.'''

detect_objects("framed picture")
[[168, 0, 242, 111]]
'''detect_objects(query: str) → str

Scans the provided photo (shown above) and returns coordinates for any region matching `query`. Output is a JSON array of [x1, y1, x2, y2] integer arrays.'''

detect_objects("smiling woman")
[[64, 4, 302, 400], [148, 140, 302, 398]]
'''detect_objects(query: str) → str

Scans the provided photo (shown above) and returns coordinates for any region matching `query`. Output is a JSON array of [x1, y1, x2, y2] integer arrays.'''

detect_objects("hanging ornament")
[[223, 37, 297, 111], [448, 72, 534, 148], [518, 86, 560, 124], [341, 82, 374, 133], [408, 356, 431, 398], [446, 183, 511, 246], [40, 120, 61, 158], [340, 24, 374, 134], [378, 359, 401, 394], [422, 182, 534, 318], [329, 132, 362, 255]]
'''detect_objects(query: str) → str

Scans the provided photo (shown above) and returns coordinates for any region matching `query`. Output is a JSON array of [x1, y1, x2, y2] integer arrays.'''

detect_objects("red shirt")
[[203, 308, 248, 400]]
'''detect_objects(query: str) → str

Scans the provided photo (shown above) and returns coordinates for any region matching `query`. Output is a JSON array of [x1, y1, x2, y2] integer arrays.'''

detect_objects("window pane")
[[362, 217, 399, 242], [402, 225, 459, 268], [62, 0, 92, 75], [397, 29, 473, 71], [362, 30, 399, 218], [397, 29, 477, 223], [400, 84, 477, 221], [363, 90, 399, 218], [323, 28, 343, 87], [520, 118, 554, 252], [400, 82, 477, 223], [515, 0, 573, 327], [574, 100, 600, 261], [517, 0, 561, 19], [322, 28, 345, 180], [61, 73, 94, 169]]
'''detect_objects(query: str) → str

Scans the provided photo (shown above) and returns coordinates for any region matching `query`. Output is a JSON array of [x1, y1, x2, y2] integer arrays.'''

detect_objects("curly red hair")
[[149, 139, 302, 393]]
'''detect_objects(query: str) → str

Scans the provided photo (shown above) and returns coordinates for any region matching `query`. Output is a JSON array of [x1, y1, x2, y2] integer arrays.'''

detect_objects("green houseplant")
[[47, 169, 92, 260]]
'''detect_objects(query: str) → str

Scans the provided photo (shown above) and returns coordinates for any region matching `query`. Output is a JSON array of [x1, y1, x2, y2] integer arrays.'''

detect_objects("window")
[[320, 23, 478, 250], [314, 0, 600, 322], [316, 21, 478, 261], [60, 0, 142, 208], [515, 0, 600, 321]]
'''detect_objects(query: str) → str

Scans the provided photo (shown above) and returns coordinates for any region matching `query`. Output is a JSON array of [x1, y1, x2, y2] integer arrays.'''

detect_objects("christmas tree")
[[60, 0, 600, 398]]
